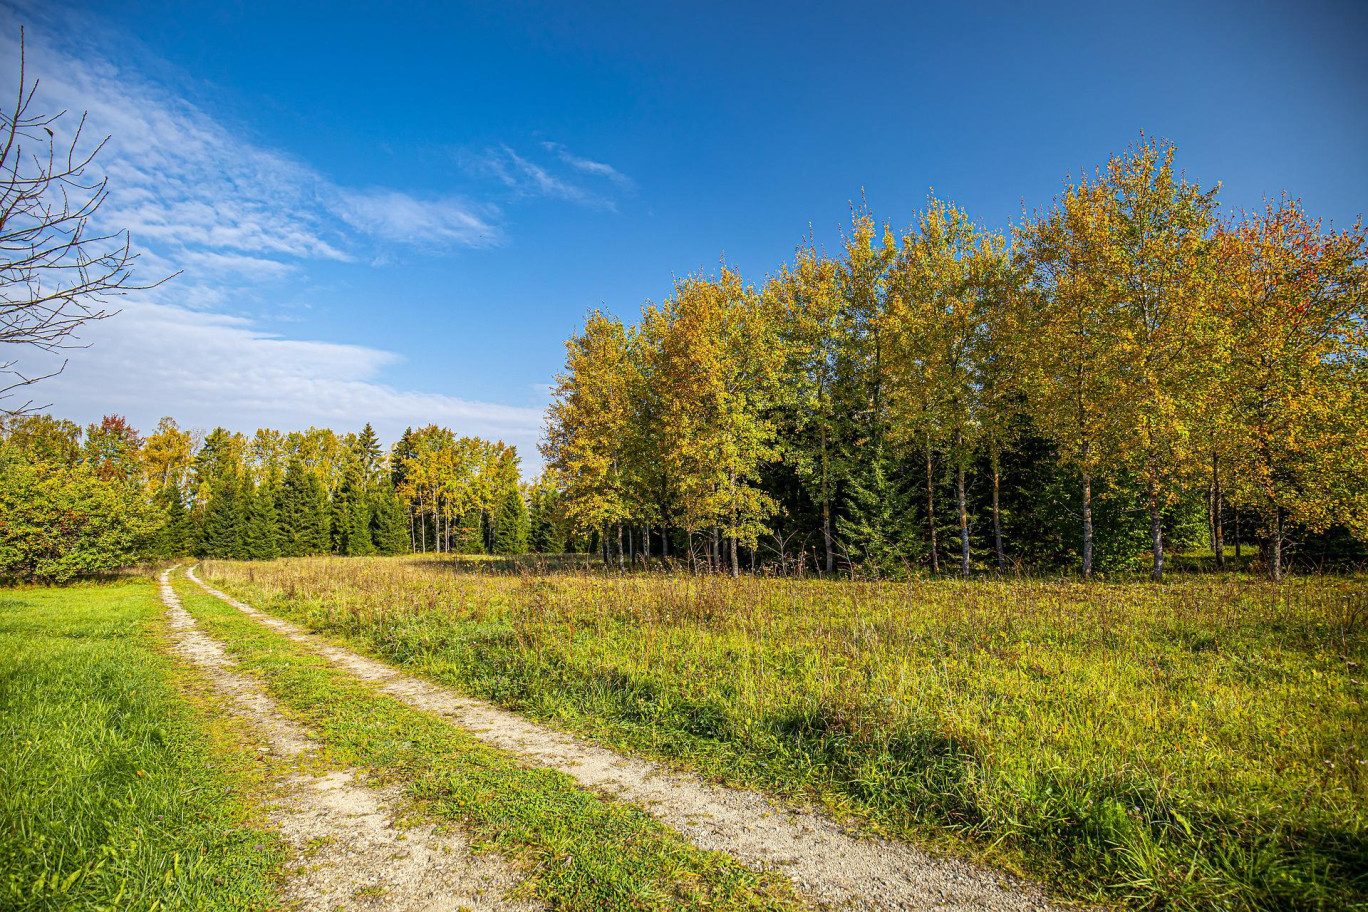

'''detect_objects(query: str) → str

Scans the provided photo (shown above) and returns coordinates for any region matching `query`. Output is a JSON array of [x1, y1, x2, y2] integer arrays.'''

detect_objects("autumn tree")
[[1090, 139, 1218, 581], [83, 415, 142, 483], [648, 268, 783, 576], [1217, 199, 1368, 578], [0, 438, 159, 581], [542, 311, 641, 567], [885, 197, 1011, 576], [0, 413, 81, 464], [1017, 151, 1154, 577], [769, 244, 845, 571], [141, 417, 195, 493], [829, 213, 902, 571]]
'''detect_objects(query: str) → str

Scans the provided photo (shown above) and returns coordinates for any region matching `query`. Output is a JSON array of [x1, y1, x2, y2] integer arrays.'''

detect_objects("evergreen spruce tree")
[[242, 479, 281, 560], [152, 484, 194, 558], [835, 446, 918, 574], [391, 427, 416, 490], [369, 489, 411, 554], [278, 457, 328, 557], [353, 423, 384, 486], [198, 475, 246, 558], [347, 495, 375, 555], [455, 509, 486, 554], [329, 488, 350, 554], [330, 470, 375, 556], [493, 486, 531, 554], [528, 484, 566, 553]]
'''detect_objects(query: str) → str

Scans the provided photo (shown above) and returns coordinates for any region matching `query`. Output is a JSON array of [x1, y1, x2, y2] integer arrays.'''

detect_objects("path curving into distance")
[[184, 566, 1064, 912], [158, 569, 537, 912]]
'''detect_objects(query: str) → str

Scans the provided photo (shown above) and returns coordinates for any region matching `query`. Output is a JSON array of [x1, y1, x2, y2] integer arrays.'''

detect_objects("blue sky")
[[4, 0, 1365, 472]]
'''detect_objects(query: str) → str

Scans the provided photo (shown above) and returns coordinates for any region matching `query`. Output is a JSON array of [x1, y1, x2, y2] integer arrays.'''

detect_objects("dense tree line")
[[544, 138, 1368, 580], [0, 415, 552, 581]]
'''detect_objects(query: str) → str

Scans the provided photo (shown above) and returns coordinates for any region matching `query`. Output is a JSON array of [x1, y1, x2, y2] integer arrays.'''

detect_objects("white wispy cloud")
[[464, 142, 633, 209], [331, 187, 501, 248], [3, 8, 500, 301], [176, 251, 301, 280], [542, 141, 635, 187]]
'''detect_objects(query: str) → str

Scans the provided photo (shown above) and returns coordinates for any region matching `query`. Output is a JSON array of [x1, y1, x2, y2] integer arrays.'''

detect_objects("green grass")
[[0, 577, 285, 912], [168, 572, 804, 912], [202, 556, 1368, 912]]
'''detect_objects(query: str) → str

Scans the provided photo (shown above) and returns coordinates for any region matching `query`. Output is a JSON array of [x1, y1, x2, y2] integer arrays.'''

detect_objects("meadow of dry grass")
[[201, 555, 1367, 911]]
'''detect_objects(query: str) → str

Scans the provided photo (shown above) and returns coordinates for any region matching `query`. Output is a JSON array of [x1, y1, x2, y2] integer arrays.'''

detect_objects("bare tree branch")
[[0, 27, 172, 415]]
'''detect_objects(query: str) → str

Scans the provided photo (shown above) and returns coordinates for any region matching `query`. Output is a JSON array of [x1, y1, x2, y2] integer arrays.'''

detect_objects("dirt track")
[[184, 565, 1061, 912], [159, 569, 536, 912]]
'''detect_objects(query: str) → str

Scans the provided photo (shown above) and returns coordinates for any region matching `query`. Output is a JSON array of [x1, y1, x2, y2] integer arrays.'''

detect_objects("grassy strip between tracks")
[[170, 571, 804, 912]]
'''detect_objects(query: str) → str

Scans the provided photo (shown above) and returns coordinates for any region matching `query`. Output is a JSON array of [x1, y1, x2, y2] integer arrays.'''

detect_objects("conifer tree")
[[198, 474, 246, 558], [830, 211, 898, 569], [527, 475, 569, 553], [151, 483, 194, 558], [368, 489, 411, 555], [493, 485, 531, 554], [242, 478, 281, 560], [331, 466, 376, 556], [278, 457, 328, 557], [834, 445, 916, 573], [353, 423, 384, 486]]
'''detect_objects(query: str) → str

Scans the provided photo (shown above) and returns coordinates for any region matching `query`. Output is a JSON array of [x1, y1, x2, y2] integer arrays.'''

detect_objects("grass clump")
[[203, 556, 1368, 911], [0, 578, 284, 912], [170, 573, 803, 912]]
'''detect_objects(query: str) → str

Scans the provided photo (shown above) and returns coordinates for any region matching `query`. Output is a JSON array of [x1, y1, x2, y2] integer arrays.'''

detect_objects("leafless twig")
[[0, 28, 171, 413]]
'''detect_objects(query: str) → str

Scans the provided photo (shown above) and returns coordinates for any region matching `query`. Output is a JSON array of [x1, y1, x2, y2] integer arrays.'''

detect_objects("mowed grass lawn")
[[0, 577, 283, 912], [204, 556, 1368, 912]]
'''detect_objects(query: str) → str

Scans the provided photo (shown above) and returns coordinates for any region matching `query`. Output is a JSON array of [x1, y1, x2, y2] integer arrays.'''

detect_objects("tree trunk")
[[1264, 511, 1274, 582], [617, 522, 625, 571], [1148, 477, 1164, 583], [1207, 474, 1216, 562], [1081, 462, 1093, 578], [730, 535, 739, 578], [601, 525, 609, 568], [821, 426, 834, 573], [1211, 451, 1225, 571], [1235, 509, 1241, 560], [991, 449, 1005, 573], [957, 459, 970, 578], [925, 441, 939, 573], [712, 527, 720, 573]]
